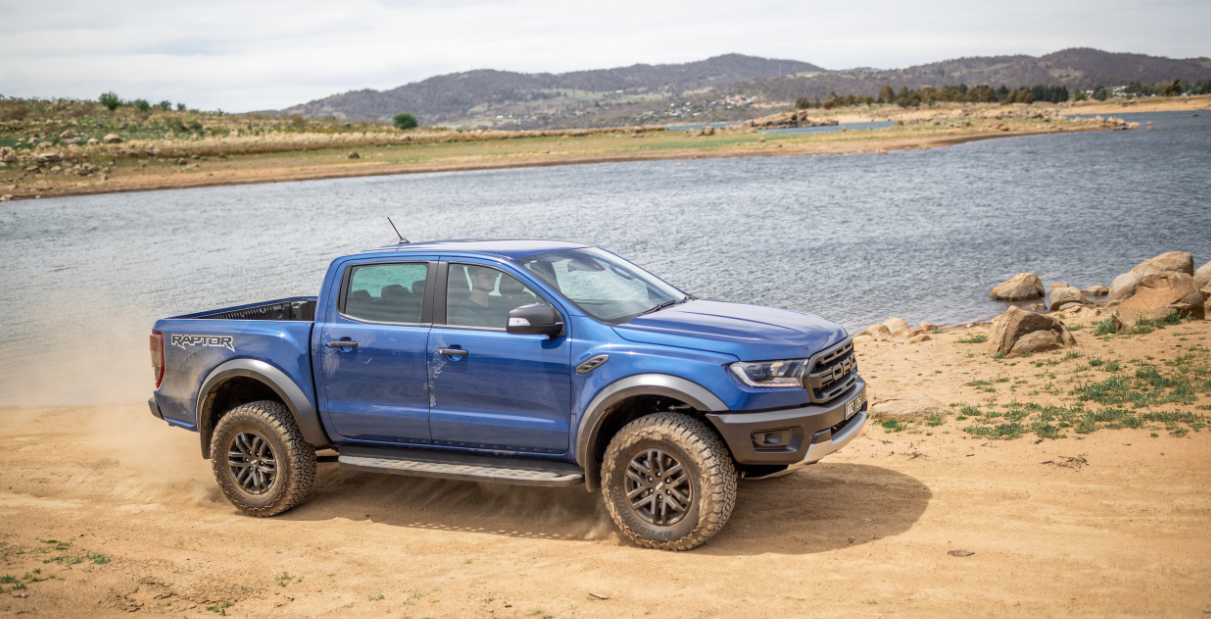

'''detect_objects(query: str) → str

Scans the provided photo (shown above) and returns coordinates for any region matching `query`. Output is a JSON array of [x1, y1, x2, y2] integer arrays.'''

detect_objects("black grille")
[[804, 340, 857, 403]]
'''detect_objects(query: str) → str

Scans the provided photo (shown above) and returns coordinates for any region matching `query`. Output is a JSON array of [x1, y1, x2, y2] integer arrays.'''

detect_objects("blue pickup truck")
[[149, 240, 866, 550]]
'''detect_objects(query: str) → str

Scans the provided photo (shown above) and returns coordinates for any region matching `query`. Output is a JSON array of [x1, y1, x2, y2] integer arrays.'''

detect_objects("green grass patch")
[[957, 334, 988, 344], [963, 422, 1025, 440], [880, 420, 905, 432]]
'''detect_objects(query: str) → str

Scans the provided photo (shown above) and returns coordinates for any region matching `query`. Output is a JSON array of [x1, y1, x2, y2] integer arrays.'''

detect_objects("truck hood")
[[612, 300, 848, 361]]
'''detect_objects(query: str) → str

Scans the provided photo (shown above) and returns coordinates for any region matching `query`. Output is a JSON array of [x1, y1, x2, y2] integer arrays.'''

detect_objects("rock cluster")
[[855, 317, 935, 344], [1047, 283, 1089, 311], [988, 306, 1077, 357], [988, 273, 1044, 300], [1107, 252, 1206, 324]]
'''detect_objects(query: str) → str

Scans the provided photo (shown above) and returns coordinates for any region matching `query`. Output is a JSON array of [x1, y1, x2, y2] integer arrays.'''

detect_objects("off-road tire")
[[601, 412, 737, 551], [210, 400, 316, 517]]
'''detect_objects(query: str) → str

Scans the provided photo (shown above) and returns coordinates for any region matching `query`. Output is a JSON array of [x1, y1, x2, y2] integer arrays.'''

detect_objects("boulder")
[[882, 317, 910, 336], [907, 334, 931, 344], [347, 151, 360, 159], [870, 394, 952, 422], [1195, 261, 1211, 290], [987, 306, 1077, 357], [988, 273, 1044, 301], [919, 322, 939, 333], [102, 134, 123, 144], [1109, 272, 1144, 303], [858, 324, 891, 341], [1130, 251, 1194, 276], [1082, 285, 1109, 297], [1048, 283, 1090, 310], [1114, 272, 1205, 324]]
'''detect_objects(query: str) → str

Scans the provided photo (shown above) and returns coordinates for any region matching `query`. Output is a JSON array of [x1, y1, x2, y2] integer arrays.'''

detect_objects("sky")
[[1, 0, 1208, 113]]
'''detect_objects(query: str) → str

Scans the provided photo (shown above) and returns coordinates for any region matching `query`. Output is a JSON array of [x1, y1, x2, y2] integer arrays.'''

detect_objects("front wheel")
[[601, 413, 737, 550], [210, 400, 316, 517]]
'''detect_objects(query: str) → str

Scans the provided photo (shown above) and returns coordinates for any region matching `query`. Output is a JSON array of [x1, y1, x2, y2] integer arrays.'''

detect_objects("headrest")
[[350, 289, 371, 301], [382, 284, 407, 299], [499, 276, 525, 295]]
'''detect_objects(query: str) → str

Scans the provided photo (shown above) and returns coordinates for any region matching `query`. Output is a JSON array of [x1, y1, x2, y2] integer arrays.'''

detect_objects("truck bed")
[[173, 297, 317, 322]]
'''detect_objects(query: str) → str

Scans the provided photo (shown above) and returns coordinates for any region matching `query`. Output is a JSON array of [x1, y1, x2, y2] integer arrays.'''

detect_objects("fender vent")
[[576, 354, 610, 375]]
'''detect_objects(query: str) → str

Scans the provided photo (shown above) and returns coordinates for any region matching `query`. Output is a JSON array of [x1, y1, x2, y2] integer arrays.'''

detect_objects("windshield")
[[519, 247, 685, 322]]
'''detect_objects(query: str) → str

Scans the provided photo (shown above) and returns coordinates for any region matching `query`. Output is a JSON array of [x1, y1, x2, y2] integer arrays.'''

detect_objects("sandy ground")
[[2, 313, 1208, 618], [2, 121, 1105, 202]]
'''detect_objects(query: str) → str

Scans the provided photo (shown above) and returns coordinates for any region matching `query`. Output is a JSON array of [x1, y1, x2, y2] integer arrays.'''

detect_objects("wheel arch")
[[196, 358, 331, 459], [575, 374, 728, 491]]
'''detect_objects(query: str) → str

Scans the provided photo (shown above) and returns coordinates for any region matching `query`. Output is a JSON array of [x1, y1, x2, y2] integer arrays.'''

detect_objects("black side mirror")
[[507, 304, 564, 337]]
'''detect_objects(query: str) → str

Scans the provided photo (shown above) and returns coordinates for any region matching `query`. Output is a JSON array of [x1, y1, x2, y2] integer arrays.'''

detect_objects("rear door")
[[316, 260, 435, 444], [426, 260, 573, 454]]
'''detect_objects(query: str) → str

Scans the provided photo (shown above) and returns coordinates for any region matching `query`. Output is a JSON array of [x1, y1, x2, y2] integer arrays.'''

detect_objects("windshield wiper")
[[639, 299, 678, 316]]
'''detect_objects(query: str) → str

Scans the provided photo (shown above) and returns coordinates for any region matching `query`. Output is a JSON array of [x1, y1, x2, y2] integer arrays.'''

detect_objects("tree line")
[[795, 78, 1207, 110]]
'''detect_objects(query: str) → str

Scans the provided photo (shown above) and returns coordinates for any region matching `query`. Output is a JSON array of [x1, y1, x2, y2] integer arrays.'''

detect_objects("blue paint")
[[151, 241, 855, 463]]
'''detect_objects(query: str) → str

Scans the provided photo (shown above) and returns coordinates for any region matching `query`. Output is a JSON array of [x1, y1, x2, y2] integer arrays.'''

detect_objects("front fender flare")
[[574, 373, 729, 474], [196, 358, 331, 458]]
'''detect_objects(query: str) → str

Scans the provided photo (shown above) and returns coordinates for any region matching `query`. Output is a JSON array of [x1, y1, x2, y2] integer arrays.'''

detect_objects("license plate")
[[845, 389, 865, 419]]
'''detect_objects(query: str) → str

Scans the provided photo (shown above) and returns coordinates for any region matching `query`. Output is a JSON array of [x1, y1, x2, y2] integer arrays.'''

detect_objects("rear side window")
[[344, 263, 428, 324], [446, 264, 547, 329]]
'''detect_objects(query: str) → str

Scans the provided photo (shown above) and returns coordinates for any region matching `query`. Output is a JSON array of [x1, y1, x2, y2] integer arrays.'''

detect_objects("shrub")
[[393, 112, 418, 130], [133, 99, 151, 112], [176, 103, 186, 111], [157, 100, 172, 111], [1094, 317, 1118, 336], [99, 92, 121, 111]]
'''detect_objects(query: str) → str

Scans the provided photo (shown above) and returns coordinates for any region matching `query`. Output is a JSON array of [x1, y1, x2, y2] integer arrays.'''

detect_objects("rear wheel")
[[210, 400, 316, 517], [601, 413, 737, 550]]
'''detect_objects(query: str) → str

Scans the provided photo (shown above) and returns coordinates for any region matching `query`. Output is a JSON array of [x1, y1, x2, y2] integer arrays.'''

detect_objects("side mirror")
[[507, 304, 564, 337]]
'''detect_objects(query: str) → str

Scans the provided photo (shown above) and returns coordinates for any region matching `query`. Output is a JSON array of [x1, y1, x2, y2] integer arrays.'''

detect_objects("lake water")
[[1, 111, 1208, 406]]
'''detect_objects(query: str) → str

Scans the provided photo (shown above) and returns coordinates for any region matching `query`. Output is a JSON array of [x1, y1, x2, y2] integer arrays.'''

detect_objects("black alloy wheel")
[[210, 400, 316, 517], [625, 447, 693, 526], [600, 412, 737, 551], [227, 431, 278, 494]]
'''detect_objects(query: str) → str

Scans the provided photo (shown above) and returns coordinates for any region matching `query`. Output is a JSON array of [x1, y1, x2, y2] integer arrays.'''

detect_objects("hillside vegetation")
[[275, 48, 1211, 129]]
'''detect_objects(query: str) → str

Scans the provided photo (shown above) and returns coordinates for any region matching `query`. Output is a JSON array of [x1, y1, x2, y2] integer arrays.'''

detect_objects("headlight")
[[730, 359, 808, 388]]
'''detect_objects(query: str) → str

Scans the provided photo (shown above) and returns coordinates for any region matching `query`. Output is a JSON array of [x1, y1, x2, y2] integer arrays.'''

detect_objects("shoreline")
[[2, 122, 1108, 201]]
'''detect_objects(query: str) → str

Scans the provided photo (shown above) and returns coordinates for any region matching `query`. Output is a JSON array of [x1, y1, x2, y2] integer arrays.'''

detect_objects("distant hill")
[[731, 48, 1211, 103], [275, 49, 1211, 128], [278, 54, 822, 125]]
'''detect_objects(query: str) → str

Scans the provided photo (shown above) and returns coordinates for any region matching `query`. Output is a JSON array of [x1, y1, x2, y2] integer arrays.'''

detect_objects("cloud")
[[0, 0, 1207, 112]]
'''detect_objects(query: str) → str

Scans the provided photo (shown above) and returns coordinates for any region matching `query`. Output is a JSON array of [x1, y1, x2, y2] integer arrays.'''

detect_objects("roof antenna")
[[387, 217, 409, 244]]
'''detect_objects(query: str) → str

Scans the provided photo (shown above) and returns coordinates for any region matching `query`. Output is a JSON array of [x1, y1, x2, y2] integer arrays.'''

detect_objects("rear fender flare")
[[196, 358, 331, 458], [575, 373, 728, 477]]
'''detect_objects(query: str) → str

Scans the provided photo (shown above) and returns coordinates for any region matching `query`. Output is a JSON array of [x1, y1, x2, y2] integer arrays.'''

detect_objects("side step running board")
[[337, 446, 584, 487]]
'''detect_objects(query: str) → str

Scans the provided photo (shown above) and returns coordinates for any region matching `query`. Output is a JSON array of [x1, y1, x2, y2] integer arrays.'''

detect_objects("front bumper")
[[705, 378, 867, 465]]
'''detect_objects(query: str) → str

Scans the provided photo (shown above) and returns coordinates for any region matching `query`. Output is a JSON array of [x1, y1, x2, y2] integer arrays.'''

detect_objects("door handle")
[[437, 347, 468, 358], [329, 340, 358, 349]]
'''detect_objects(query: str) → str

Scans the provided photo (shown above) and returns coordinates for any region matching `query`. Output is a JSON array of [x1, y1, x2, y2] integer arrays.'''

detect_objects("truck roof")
[[359, 239, 591, 261]]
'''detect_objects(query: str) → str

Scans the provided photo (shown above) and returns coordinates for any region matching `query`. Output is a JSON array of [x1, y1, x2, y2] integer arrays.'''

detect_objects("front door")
[[427, 262, 573, 454], [317, 261, 434, 444]]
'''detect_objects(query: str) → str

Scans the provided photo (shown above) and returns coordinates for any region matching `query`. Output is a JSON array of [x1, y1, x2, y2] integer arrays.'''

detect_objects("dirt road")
[[2, 318, 1210, 618]]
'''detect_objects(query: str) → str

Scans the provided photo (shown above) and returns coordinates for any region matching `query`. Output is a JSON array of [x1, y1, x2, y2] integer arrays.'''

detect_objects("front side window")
[[446, 265, 548, 329], [520, 247, 684, 323], [344, 262, 428, 324]]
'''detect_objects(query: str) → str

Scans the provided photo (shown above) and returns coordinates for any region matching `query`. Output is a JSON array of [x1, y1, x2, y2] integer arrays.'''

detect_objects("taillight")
[[150, 333, 165, 388]]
